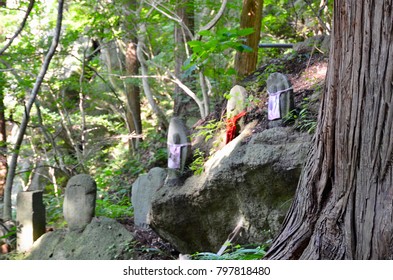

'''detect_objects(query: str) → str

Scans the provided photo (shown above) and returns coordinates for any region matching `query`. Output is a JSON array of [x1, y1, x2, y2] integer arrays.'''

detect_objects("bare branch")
[[148, 1, 194, 39], [196, 0, 228, 39]]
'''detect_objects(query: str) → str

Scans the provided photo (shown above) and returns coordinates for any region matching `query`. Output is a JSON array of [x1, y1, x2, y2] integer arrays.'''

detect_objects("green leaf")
[[237, 27, 255, 36], [198, 30, 212, 37]]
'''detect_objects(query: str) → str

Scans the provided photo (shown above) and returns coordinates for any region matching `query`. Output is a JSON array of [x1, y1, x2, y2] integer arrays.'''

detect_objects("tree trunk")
[[234, 0, 263, 79], [137, 23, 169, 131], [125, 40, 142, 151], [265, 0, 393, 260], [124, 0, 142, 153], [174, 0, 195, 118], [0, 86, 6, 200]]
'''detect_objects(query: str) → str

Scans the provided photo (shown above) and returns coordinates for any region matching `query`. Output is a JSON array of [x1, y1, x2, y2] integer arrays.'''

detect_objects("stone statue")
[[226, 85, 247, 143], [166, 117, 191, 185], [266, 72, 294, 127], [63, 174, 97, 232]]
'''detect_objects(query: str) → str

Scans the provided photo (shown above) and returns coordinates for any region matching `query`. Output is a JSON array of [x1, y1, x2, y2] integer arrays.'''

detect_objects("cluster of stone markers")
[[163, 72, 294, 172], [14, 72, 294, 243], [130, 72, 294, 229], [16, 174, 96, 252]]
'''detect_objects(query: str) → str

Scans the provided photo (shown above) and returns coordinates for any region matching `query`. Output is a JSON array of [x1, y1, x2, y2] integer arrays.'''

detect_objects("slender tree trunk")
[[265, 0, 393, 260], [125, 40, 142, 151], [137, 23, 169, 130], [124, 0, 142, 153], [234, 0, 263, 79], [0, 88, 6, 200], [2, 0, 64, 221], [174, 0, 194, 118]]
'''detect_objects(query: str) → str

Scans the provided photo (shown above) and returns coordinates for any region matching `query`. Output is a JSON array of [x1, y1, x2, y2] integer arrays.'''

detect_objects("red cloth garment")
[[226, 111, 247, 144]]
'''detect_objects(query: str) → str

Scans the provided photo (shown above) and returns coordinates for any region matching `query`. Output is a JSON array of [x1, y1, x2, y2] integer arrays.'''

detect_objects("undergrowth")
[[192, 242, 270, 260]]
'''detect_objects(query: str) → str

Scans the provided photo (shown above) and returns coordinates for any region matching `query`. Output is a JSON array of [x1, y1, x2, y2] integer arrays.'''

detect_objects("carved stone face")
[[63, 174, 97, 232]]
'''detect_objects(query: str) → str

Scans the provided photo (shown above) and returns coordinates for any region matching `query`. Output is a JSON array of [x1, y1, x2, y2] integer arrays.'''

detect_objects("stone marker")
[[166, 117, 191, 185], [16, 190, 46, 252], [266, 72, 294, 127], [132, 167, 167, 228], [226, 85, 248, 143], [63, 174, 97, 232], [227, 85, 247, 118]]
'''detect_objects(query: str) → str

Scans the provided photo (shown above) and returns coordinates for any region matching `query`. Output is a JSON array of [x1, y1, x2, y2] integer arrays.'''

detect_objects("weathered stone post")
[[63, 174, 97, 232], [226, 85, 247, 143], [267, 72, 294, 128], [166, 117, 191, 185], [131, 167, 167, 228], [16, 190, 46, 252]]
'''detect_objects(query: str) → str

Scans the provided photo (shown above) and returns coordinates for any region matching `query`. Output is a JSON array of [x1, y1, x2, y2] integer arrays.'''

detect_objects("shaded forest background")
[[0, 0, 331, 229]]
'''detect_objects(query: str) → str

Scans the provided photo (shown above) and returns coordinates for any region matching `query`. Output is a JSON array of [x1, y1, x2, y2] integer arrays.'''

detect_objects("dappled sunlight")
[[204, 122, 256, 174], [289, 60, 328, 92]]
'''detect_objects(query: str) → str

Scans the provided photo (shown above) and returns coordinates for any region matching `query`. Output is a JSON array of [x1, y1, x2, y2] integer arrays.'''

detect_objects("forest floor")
[[118, 50, 329, 260]]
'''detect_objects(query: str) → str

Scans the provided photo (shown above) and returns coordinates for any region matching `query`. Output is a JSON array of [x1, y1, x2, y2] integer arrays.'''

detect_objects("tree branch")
[[3, 0, 64, 221], [0, 0, 35, 56], [137, 23, 168, 129], [196, 0, 228, 39], [148, 1, 194, 40]]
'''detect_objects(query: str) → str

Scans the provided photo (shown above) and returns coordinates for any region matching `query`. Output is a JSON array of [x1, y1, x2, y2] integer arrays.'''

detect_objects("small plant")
[[189, 148, 205, 176], [193, 119, 223, 142], [283, 97, 317, 134], [96, 188, 133, 219], [94, 165, 134, 220], [192, 243, 269, 260]]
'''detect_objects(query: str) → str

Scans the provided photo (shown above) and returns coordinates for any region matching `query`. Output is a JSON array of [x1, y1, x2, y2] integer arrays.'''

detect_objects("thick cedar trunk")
[[234, 0, 263, 79], [265, 1, 393, 260]]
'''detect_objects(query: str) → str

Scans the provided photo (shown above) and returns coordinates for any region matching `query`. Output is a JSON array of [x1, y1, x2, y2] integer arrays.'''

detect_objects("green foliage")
[[189, 148, 205, 176], [184, 27, 254, 77], [192, 243, 269, 260], [262, 0, 332, 40], [193, 119, 223, 143], [94, 163, 133, 220], [43, 189, 65, 228], [283, 97, 317, 134], [96, 191, 133, 220], [0, 226, 16, 241]]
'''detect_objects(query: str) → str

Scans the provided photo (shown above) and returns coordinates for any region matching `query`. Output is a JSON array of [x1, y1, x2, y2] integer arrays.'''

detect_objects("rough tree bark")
[[234, 0, 263, 79], [265, 0, 393, 259]]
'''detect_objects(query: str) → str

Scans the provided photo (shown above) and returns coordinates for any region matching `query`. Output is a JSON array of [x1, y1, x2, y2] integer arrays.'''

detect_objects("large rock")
[[150, 124, 311, 253], [25, 217, 135, 260]]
